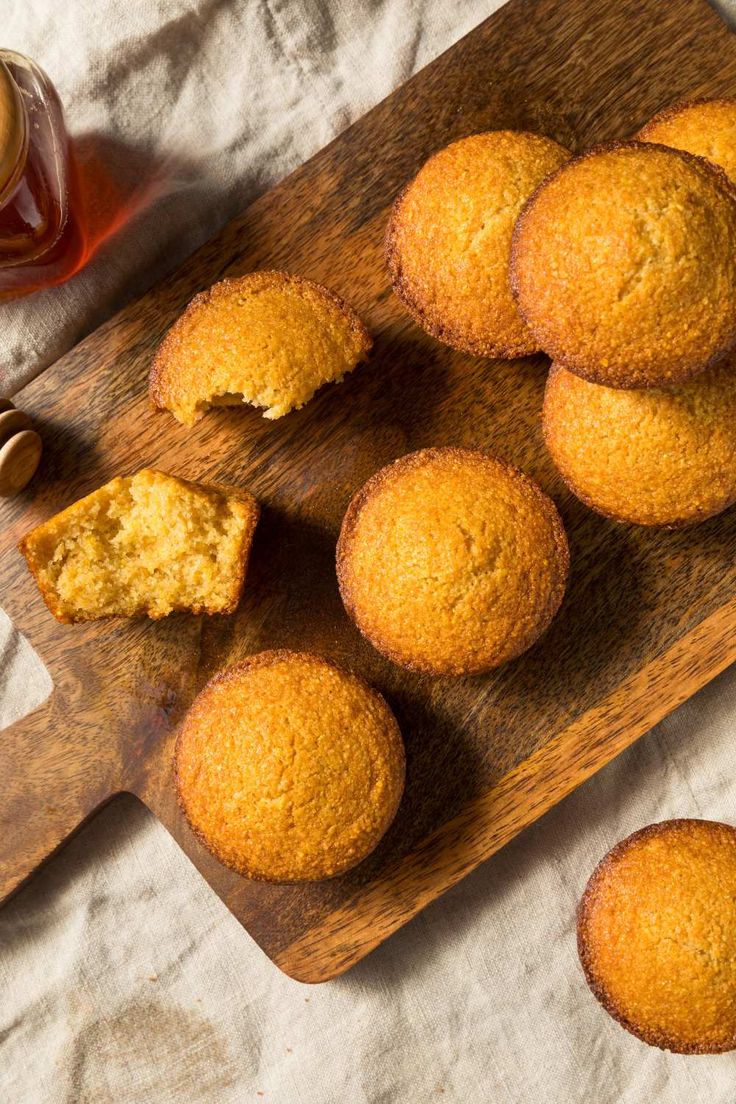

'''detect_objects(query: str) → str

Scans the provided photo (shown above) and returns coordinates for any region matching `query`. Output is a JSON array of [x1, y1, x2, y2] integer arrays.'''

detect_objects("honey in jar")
[[0, 50, 85, 299]]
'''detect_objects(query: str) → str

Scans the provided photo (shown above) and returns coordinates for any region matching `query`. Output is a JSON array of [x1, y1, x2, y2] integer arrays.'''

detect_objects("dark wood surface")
[[2, 0, 736, 983]]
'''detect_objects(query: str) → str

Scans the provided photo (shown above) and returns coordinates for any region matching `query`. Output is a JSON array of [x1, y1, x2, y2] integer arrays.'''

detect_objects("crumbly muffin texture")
[[150, 271, 372, 426], [176, 651, 405, 882], [578, 819, 736, 1053], [544, 360, 736, 527], [19, 468, 259, 622], [511, 142, 736, 388], [386, 130, 571, 358], [337, 448, 569, 676], [638, 98, 736, 183]]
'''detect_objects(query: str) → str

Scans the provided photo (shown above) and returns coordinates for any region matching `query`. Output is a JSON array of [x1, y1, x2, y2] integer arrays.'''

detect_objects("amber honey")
[[0, 52, 85, 299]]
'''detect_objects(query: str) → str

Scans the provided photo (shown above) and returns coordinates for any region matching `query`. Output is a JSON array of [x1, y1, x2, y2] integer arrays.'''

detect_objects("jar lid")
[[0, 61, 25, 195]]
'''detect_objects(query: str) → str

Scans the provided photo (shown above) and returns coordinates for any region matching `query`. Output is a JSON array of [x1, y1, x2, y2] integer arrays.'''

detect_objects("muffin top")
[[543, 358, 736, 527], [578, 819, 736, 1053], [511, 142, 736, 388], [386, 131, 571, 358], [638, 98, 736, 183], [150, 271, 371, 426], [176, 651, 405, 882], [337, 448, 569, 676]]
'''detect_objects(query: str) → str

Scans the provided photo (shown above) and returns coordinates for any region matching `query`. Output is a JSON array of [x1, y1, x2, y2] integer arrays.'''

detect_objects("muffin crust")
[[386, 131, 571, 358], [176, 651, 405, 883], [337, 447, 569, 676], [511, 141, 736, 388], [543, 359, 736, 527], [638, 98, 736, 183], [578, 819, 736, 1053]]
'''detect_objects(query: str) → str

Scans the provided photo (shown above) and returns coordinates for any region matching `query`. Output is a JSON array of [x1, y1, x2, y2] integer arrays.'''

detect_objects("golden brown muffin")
[[150, 271, 372, 426], [386, 131, 571, 357], [176, 650, 405, 882], [336, 447, 569, 676], [578, 819, 736, 1053], [19, 468, 259, 622], [638, 98, 736, 183], [511, 142, 736, 388], [543, 359, 736, 527]]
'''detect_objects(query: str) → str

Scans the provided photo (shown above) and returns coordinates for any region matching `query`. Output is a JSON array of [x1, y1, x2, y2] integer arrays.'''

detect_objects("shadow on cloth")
[[340, 660, 736, 993]]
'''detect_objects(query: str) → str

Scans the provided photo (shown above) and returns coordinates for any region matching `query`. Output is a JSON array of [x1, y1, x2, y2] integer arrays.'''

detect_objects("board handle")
[[0, 697, 117, 902]]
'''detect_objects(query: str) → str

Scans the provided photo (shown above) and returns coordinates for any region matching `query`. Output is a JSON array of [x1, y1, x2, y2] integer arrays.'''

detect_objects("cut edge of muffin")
[[18, 468, 260, 623]]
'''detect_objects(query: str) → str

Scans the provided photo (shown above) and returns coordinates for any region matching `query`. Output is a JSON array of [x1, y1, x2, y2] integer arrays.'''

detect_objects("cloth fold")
[[2, 2, 736, 1100]]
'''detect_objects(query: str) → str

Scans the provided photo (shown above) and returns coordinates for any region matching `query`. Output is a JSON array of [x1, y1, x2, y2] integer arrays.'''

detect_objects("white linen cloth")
[[2, 2, 736, 1100]]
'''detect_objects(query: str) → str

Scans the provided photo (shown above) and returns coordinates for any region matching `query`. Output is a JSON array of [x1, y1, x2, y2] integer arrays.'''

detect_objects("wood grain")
[[1, 0, 736, 983]]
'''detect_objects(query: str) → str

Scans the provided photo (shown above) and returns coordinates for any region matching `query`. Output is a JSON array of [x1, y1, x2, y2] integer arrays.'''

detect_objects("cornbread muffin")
[[176, 651, 405, 882], [578, 819, 736, 1053], [336, 448, 569, 676], [19, 468, 259, 622], [386, 131, 571, 357], [150, 271, 372, 426], [543, 359, 736, 527], [638, 98, 736, 183], [511, 142, 736, 388]]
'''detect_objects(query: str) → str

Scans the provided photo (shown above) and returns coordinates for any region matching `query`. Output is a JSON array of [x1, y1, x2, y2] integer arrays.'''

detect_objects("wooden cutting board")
[[2, 0, 736, 984]]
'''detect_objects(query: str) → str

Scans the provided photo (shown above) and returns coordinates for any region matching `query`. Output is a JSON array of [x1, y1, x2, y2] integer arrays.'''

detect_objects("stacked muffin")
[[388, 103, 736, 530], [386, 105, 736, 1052]]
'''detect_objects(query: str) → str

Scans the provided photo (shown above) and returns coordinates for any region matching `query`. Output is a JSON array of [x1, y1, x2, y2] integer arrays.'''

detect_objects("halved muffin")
[[19, 468, 259, 622], [150, 271, 372, 426]]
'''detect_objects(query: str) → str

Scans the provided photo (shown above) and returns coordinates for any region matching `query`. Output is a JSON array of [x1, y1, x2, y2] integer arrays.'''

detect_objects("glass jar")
[[0, 50, 85, 299]]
